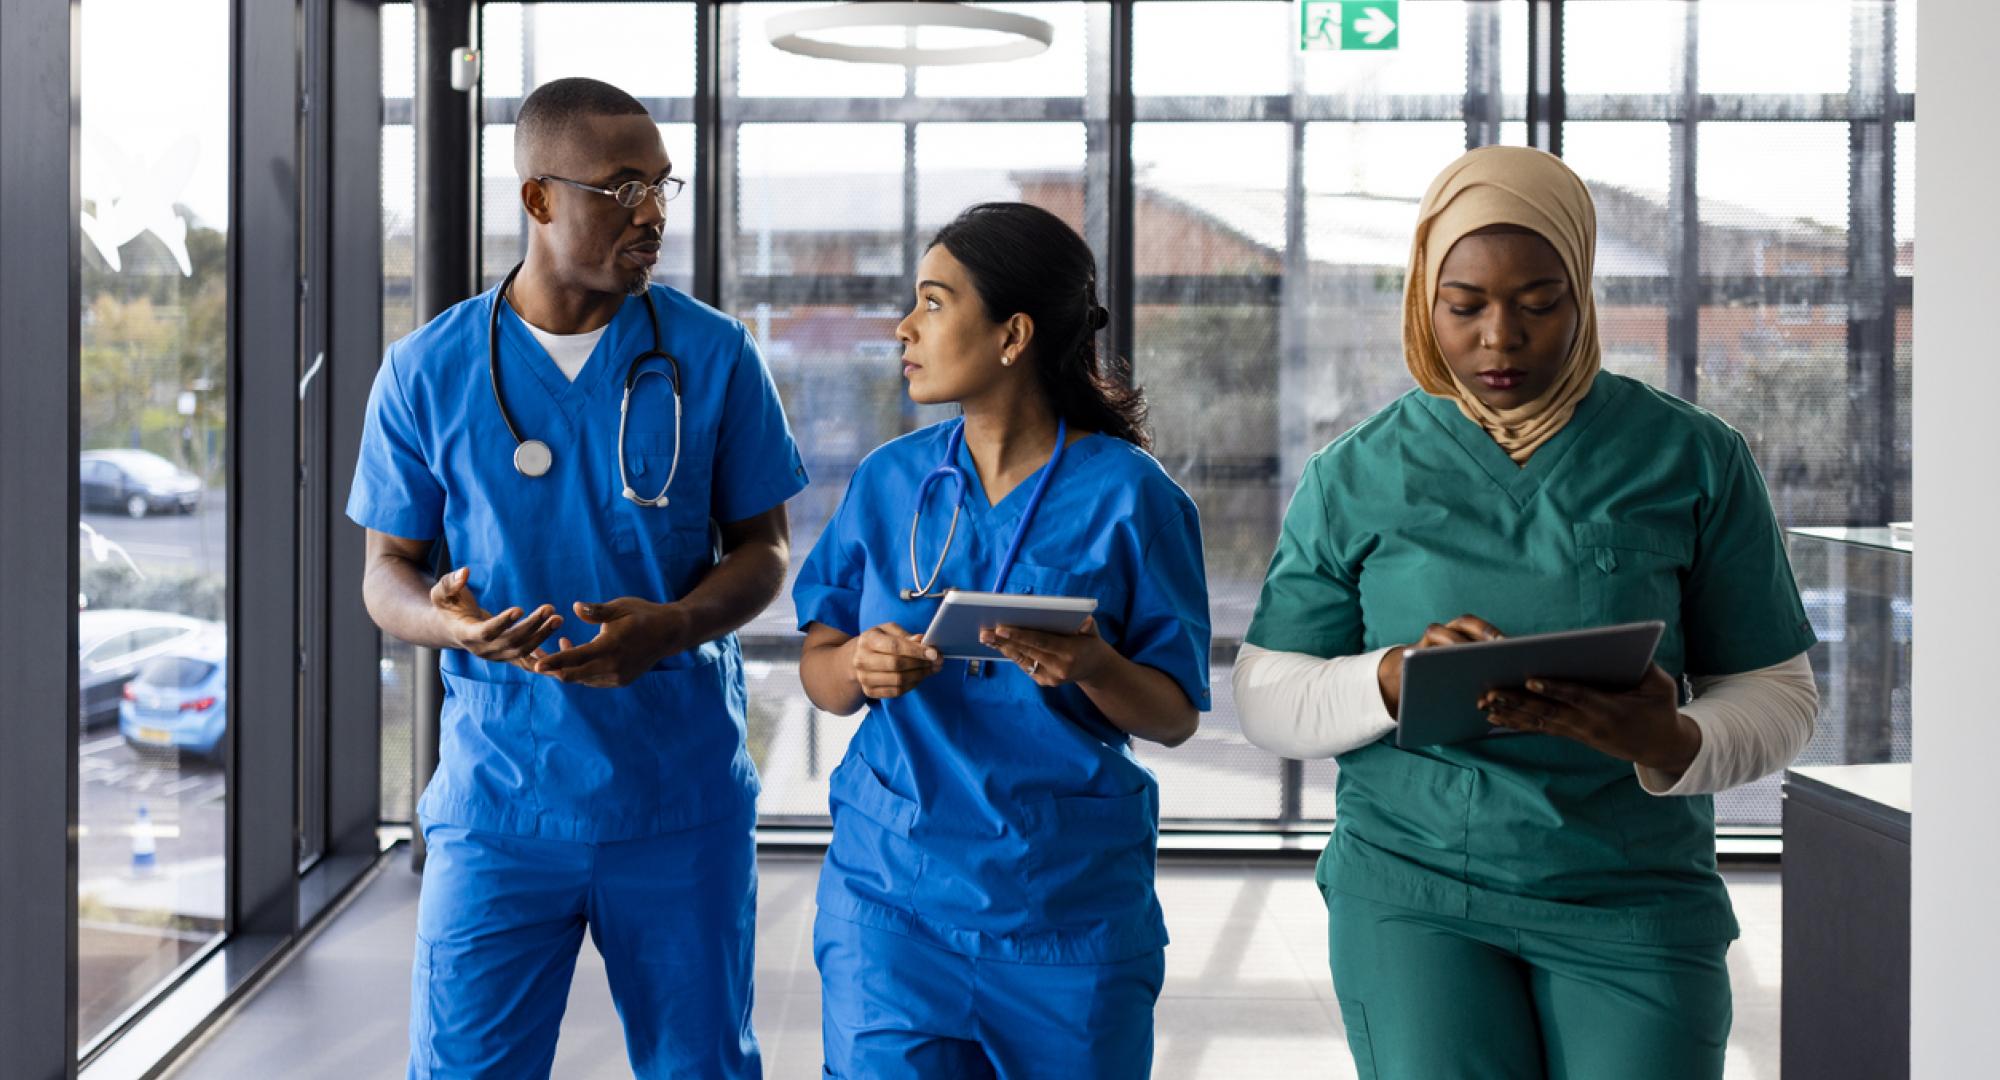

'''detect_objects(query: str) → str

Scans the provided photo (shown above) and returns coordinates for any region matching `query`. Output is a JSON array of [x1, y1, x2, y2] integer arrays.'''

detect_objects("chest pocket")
[[1573, 522, 1691, 628], [961, 561, 1108, 698], [611, 431, 714, 556]]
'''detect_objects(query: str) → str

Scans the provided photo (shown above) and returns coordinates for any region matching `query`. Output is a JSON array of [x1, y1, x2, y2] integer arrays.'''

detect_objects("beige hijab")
[[1402, 146, 1602, 463]]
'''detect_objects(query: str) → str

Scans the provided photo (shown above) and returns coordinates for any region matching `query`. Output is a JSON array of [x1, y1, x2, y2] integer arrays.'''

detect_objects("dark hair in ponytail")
[[928, 202, 1151, 451]]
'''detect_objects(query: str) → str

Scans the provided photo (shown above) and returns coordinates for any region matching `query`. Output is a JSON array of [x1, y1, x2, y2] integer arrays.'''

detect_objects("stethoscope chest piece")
[[514, 439, 554, 478]]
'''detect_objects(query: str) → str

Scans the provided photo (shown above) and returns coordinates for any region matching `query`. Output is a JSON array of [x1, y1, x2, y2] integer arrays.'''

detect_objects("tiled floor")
[[164, 853, 1781, 1079]]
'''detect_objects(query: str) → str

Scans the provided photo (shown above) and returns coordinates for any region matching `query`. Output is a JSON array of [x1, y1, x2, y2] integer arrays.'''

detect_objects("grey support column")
[[0, 1, 80, 1076]]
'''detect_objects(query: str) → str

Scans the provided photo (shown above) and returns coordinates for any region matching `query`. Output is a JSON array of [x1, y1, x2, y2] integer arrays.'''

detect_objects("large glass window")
[[1565, 0, 1914, 827], [375, 0, 1912, 836], [77, 0, 230, 1048], [479, 2, 699, 291], [1132, 1, 1528, 824]]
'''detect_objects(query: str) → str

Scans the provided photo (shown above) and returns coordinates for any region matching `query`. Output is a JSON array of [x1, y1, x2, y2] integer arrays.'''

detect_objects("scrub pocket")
[[1573, 522, 1691, 628], [1020, 786, 1158, 926], [1336, 999, 1380, 1080], [1333, 745, 1473, 873], [826, 754, 928, 896], [1010, 561, 1115, 637], [611, 432, 714, 556], [434, 669, 547, 819]]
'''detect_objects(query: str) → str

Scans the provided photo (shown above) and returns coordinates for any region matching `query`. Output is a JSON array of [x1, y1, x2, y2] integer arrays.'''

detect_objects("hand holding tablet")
[[1395, 620, 1667, 748], [921, 589, 1097, 662]]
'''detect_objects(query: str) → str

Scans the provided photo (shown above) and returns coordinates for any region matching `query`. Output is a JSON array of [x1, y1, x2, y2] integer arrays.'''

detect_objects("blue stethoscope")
[[900, 416, 1068, 601], [489, 263, 684, 508]]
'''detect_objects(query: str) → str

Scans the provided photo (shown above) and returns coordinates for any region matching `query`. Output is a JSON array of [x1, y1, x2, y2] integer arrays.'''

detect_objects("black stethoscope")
[[489, 263, 684, 507], [901, 416, 1068, 601]]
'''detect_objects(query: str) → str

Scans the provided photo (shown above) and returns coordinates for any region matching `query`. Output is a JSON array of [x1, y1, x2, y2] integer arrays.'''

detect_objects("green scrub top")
[[1245, 373, 1816, 945]]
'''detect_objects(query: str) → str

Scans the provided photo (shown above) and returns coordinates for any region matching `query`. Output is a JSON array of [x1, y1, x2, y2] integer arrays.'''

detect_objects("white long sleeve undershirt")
[[1232, 643, 1818, 796]]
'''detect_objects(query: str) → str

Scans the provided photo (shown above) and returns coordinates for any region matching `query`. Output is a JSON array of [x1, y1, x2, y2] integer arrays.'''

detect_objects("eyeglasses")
[[535, 174, 686, 209]]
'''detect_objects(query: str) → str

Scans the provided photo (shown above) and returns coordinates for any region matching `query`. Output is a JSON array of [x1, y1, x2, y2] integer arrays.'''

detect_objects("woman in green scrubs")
[[1234, 146, 1820, 1079]]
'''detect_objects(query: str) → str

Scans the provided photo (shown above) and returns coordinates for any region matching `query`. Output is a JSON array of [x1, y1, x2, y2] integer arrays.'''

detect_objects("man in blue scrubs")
[[348, 78, 806, 1079]]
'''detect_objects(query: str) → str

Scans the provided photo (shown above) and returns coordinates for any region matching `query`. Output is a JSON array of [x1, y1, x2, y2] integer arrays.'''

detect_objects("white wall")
[[1912, 1, 2000, 1075]]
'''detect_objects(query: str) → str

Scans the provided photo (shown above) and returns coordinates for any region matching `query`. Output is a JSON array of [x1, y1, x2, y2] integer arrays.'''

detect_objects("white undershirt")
[[521, 321, 608, 383], [1232, 643, 1819, 796]]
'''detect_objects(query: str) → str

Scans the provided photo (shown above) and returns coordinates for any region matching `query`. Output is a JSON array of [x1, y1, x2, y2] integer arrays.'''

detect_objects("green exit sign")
[[1301, 0, 1401, 52]]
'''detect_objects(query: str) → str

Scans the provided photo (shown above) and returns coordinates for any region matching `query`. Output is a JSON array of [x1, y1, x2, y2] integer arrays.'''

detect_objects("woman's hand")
[[1480, 664, 1702, 774], [981, 617, 1115, 689], [1376, 614, 1505, 713], [850, 623, 942, 700]]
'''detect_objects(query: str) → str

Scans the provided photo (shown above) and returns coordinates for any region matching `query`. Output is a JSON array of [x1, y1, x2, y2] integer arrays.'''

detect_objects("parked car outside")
[[119, 629, 228, 761], [78, 609, 212, 729], [80, 448, 203, 518]]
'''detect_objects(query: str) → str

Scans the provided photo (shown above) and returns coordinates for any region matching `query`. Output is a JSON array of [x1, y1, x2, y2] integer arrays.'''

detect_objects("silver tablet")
[[920, 589, 1098, 662], [1395, 620, 1666, 749]]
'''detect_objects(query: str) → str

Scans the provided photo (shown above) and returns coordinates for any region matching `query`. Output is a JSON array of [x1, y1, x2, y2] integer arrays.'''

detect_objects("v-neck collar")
[[499, 291, 635, 414], [1415, 375, 1617, 508], [947, 421, 1107, 531]]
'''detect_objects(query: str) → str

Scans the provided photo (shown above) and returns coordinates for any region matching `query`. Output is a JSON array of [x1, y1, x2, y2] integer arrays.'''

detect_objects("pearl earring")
[[1001, 354, 1014, 367]]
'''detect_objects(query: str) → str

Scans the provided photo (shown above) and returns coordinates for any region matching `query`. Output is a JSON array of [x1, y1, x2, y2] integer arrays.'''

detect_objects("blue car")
[[118, 631, 227, 761]]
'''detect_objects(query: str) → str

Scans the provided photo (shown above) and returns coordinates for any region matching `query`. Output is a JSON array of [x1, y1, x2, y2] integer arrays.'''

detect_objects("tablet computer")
[[920, 589, 1098, 661], [1395, 620, 1666, 749]]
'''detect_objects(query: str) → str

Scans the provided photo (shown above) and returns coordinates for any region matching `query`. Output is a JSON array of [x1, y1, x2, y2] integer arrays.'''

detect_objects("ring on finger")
[[1028, 659, 1040, 675]]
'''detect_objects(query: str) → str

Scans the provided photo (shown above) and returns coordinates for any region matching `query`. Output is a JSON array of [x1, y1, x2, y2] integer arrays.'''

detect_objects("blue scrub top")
[[347, 283, 808, 842], [794, 421, 1212, 965]]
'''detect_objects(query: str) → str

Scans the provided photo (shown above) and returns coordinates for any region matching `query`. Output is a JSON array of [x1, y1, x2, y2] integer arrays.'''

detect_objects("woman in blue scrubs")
[[793, 202, 1213, 1080]]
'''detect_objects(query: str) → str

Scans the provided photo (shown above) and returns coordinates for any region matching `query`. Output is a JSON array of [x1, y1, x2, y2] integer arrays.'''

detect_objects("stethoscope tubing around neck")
[[905, 415, 1069, 600], [489, 262, 686, 506]]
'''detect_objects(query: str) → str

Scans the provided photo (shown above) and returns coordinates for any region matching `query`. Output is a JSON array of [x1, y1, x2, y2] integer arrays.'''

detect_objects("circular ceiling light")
[[766, 2, 1054, 67]]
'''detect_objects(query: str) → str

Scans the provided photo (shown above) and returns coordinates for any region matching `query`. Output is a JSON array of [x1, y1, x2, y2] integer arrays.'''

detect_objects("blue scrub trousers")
[[813, 913, 1164, 1080], [1326, 890, 1731, 1080], [409, 808, 761, 1079]]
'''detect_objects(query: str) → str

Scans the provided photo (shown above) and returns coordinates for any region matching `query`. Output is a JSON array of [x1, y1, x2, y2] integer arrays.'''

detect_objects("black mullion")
[[299, 0, 334, 872], [1666, 2, 1700, 404], [1834, 0, 1897, 764], [0, 0, 81, 1073], [230, 0, 304, 939], [1465, 0, 1502, 149], [1106, 0, 1135, 378], [694, 0, 722, 305], [1276, 36, 1308, 828], [1527, 0, 1563, 154], [326, 0, 386, 861]]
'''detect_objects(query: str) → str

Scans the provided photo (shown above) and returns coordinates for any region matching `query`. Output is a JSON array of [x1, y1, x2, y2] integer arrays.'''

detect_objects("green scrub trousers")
[[1326, 889, 1730, 1080]]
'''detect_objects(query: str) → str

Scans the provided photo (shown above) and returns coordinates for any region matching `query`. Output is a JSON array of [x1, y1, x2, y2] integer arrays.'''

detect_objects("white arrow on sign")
[[1355, 6, 1397, 45]]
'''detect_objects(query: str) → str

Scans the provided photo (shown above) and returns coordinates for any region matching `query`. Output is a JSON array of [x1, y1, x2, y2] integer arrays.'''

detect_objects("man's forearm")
[[362, 554, 455, 651], [665, 538, 789, 651]]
